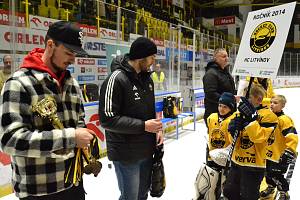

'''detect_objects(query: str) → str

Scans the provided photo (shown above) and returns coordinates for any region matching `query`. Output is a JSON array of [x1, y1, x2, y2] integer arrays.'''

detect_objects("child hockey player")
[[223, 84, 278, 200], [206, 92, 236, 199], [260, 95, 298, 200]]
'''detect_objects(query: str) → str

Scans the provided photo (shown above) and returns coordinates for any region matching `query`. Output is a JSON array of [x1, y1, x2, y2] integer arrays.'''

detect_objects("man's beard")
[[139, 59, 149, 72], [50, 50, 63, 74], [3, 66, 11, 74]]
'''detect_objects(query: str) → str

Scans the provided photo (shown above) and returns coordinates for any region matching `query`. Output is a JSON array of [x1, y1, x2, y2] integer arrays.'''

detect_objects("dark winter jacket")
[[203, 61, 235, 120], [99, 54, 156, 162]]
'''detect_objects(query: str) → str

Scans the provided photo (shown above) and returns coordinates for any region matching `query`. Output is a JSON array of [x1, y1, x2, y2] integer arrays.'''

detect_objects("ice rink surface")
[[1, 87, 299, 200]]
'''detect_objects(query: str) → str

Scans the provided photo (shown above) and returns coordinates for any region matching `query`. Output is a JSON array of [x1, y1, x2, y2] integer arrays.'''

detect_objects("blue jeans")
[[113, 158, 153, 200]]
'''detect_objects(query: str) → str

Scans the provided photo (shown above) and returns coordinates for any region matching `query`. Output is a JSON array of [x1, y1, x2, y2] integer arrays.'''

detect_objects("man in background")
[[152, 63, 166, 91], [203, 48, 235, 126], [0, 54, 12, 90]]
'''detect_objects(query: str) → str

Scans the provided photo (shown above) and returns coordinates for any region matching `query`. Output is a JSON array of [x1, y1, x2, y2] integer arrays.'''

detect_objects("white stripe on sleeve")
[[104, 70, 121, 117]]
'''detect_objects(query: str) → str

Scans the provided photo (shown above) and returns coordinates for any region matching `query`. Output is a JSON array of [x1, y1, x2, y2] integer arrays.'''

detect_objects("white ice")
[[1, 87, 299, 200]]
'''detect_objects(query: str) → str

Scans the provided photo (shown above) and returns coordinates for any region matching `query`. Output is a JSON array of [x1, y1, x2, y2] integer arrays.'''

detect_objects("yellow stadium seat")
[[48, 0, 57, 7], [157, 21, 161, 27], [49, 6, 59, 19], [38, 5, 49, 17], [58, 8, 67, 20], [151, 18, 156, 26], [41, 0, 56, 7]]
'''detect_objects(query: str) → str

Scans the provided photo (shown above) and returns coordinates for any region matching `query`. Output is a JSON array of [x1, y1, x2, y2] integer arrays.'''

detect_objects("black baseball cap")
[[46, 21, 88, 56]]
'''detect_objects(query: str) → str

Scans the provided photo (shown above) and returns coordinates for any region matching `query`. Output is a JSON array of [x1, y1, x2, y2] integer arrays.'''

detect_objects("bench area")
[[155, 91, 196, 139]]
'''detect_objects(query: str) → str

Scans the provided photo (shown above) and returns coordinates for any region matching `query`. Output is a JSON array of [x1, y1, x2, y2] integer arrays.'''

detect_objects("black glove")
[[280, 149, 296, 165], [238, 97, 258, 122], [228, 116, 248, 137]]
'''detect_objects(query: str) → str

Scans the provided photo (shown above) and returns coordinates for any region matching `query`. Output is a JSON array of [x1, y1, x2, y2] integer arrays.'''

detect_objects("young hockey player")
[[260, 95, 298, 200], [206, 92, 236, 198], [223, 84, 278, 200]]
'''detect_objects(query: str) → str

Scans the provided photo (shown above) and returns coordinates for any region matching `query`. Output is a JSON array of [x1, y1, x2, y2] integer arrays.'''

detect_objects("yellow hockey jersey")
[[231, 106, 278, 170], [246, 77, 275, 107], [207, 113, 233, 161], [266, 111, 298, 162]]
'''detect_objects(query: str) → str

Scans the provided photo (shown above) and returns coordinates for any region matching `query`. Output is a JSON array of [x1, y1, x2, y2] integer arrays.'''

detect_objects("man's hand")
[[145, 118, 163, 133], [156, 131, 164, 146], [75, 128, 95, 148]]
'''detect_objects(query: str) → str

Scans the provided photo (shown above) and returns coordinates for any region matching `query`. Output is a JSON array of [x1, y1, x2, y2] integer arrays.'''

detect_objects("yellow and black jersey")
[[231, 106, 278, 170], [246, 77, 275, 107], [207, 112, 233, 161], [266, 111, 298, 162]]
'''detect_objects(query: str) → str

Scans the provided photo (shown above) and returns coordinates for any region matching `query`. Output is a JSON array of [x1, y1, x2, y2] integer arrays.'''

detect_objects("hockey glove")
[[228, 116, 248, 137], [280, 149, 296, 166], [238, 97, 258, 122]]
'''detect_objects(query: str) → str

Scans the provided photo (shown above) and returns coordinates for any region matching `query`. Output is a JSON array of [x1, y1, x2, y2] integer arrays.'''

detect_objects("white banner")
[[84, 103, 107, 157], [0, 25, 106, 56], [99, 27, 122, 40], [272, 77, 300, 88], [68, 58, 108, 85], [156, 46, 166, 60], [129, 33, 143, 42], [232, 2, 296, 79], [0, 9, 25, 27], [0, 25, 46, 51], [83, 37, 106, 57], [29, 15, 58, 31]]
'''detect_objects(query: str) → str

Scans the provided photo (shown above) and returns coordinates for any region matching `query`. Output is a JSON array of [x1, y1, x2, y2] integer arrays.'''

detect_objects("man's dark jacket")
[[99, 54, 156, 162], [203, 61, 235, 121]]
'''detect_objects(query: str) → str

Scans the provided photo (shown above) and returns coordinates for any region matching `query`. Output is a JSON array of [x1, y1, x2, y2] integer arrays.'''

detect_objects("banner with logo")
[[156, 46, 166, 60], [83, 37, 106, 57], [166, 48, 193, 62], [0, 25, 107, 56], [68, 57, 108, 85], [79, 24, 98, 37], [84, 103, 107, 158], [29, 15, 57, 31], [0, 10, 25, 27], [232, 2, 296, 78], [214, 16, 235, 26], [0, 25, 46, 51], [153, 39, 166, 60], [99, 27, 122, 40], [272, 77, 300, 88]]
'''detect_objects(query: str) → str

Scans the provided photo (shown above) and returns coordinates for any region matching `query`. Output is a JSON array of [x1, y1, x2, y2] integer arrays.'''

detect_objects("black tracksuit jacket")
[[203, 61, 235, 121], [99, 55, 156, 162]]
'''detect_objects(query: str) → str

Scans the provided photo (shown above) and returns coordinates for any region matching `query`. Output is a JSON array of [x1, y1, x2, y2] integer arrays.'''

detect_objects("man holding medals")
[[0, 21, 95, 200]]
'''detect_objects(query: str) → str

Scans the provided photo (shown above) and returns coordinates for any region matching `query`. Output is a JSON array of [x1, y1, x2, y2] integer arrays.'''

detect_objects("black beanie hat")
[[219, 92, 236, 111], [129, 37, 157, 60]]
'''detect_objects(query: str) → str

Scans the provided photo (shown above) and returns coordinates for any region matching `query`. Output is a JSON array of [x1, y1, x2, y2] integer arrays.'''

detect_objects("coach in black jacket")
[[99, 37, 164, 200], [203, 48, 235, 125]]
